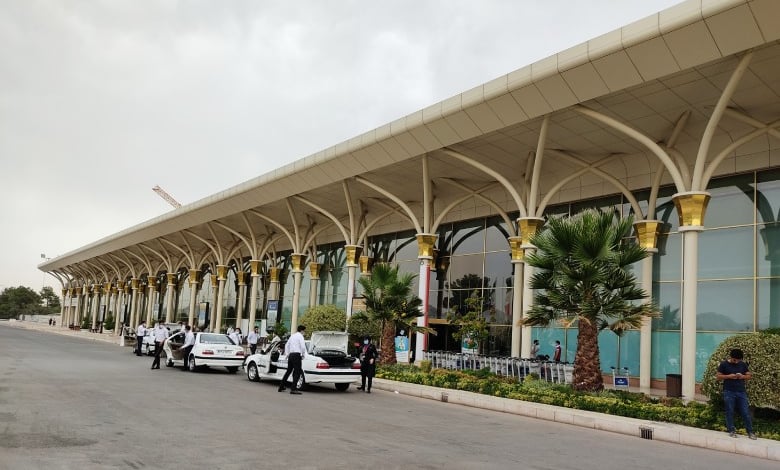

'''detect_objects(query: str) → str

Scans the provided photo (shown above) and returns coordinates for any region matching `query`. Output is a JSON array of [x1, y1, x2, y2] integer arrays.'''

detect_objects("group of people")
[[529, 339, 562, 362]]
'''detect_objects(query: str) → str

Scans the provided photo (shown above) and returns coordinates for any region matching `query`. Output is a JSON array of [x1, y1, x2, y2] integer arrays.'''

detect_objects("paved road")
[[0, 324, 776, 470]]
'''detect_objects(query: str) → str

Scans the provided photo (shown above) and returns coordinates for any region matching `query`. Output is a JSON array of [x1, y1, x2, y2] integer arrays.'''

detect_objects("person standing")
[[530, 340, 540, 359], [229, 328, 241, 347], [716, 348, 757, 439], [279, 325, 306, 394], [150, 322, 169, 369], [181, 325, 195, 371], [247, 327, 260, 355], [553, 340, 562, 362], [357, 336, 378, 393], [135, 320, 147, 357]]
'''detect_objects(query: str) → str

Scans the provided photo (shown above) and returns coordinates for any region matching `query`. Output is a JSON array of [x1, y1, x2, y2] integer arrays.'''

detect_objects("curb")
[[373, 378, 780, 462]]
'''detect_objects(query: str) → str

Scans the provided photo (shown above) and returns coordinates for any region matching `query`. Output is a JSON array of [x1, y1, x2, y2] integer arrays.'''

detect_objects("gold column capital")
[[210, 273, 219, 288], [116, 281, 125, 290], [269, 267, 280, 282], [124, 285, 130, 295], [672, 191, 710, 227], [358, 255, 371, 275], [104, 282, 112, 294], [345, 245, 362, 266], [110, 287, 118, 295], [309, 262, 321, 279], [74, 287, 82, 296], [250, 260, 261, 276], [189, 269, 199, 284], [518, 217, 545, 246], [290, 254, 305, 273], [416, 233, 438, 259], [166, 273, 177, 285], [237, 271, 247, 285], [508, 236, 524, 262], [633, 220, 662, 251], [147, 277, 157, 290], [216, 265, 228, 281]]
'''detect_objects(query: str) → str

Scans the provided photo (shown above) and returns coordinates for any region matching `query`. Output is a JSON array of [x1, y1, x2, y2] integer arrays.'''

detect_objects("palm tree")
[[523, 209, 657, 391], [357, 263, 430, 365]]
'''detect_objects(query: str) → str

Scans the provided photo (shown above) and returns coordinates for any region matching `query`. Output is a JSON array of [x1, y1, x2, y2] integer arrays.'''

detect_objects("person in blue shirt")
[[716, 348, 757, 440]]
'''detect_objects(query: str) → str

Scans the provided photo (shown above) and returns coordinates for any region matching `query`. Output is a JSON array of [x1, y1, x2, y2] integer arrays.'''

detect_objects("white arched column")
[[415, 234, 436, 363], [290, 254, 305, 331], [508, 237, 523, 357], [345, 245, 361, 319], [214, 265, 227, 333], [634, 220, 661, 390], [308, 262, 320, 310], [236, 270, 247, 330], [518, 218, 544, 358], [165, 273, 176, 323], [247, 261, 261, 331], [187, 269, 198, 328], [673, 192, 710, 400]]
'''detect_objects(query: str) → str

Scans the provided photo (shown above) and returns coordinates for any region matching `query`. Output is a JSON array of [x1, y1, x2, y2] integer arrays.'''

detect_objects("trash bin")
[[666, 373, 682, 397]]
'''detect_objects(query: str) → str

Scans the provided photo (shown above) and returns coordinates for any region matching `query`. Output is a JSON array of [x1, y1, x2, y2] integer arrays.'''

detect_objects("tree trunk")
[[380, 321, 396, 365], [573, 317, 603, 391]]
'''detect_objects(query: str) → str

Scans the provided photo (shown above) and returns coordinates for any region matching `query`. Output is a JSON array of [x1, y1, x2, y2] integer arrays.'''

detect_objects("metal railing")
[[422, 350, 574, 385]]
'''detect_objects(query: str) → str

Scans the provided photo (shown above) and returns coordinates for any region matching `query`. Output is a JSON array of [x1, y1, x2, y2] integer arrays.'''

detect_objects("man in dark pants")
[[135, 320, 147, 356], [716, 348, 757, 439], [181, 325, 195, 371], [357, 335, 378, 393], [279, 325, 306, 394], [150, 322, 168, 370]]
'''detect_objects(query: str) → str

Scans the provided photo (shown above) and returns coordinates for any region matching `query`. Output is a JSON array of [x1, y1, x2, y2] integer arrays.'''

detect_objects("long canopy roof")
[[41, 0, 780, 279]]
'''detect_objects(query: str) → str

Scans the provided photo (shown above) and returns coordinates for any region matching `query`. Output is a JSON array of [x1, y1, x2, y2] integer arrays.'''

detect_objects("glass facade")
[[162, 169, 780, 382]]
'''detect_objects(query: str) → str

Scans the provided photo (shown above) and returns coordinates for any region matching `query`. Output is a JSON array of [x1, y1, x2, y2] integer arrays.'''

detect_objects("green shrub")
[[419, 360, 432, 373], [299, 305, 346, 338], [700, 332, 780, 410]]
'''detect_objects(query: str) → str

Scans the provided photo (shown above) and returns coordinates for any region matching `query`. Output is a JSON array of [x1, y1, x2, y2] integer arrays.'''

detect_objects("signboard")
[[266, 300, 280, 328], [394, 335, 410, 363], [351, 296, 366, 315], [461, 335, 478, 354], [614, 376, 629, 388]]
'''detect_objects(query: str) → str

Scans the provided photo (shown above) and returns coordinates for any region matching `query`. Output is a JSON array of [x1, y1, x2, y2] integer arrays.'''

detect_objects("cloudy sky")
[[0, 0, 681, 293]]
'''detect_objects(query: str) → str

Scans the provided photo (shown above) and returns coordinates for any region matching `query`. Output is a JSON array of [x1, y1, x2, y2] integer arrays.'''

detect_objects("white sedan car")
[[244, 331, 361, 391], [164, 331, 245, 373]]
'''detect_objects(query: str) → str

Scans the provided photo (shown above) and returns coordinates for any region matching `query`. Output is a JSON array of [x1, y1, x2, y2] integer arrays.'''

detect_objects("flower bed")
[[376, 364, 780, 441]]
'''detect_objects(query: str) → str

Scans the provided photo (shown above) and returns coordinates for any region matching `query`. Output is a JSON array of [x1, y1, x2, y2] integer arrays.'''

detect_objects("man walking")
[[181, 325, 195, 371], [716, 348, 757, 439], [553, 340, 562, 362], [247, 326, 260, 355], [150, 322, 169, 370], [135, 320, 147, 357], [279, 325, 306, 394]]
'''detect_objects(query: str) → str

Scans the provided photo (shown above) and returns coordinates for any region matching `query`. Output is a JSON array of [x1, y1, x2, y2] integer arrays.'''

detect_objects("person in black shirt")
[[716, 348, 757, 439], [357, 336, 378, 393]]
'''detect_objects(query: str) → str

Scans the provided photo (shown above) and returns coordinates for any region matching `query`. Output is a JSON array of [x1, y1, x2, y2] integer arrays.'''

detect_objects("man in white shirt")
[[247, 326, 260, 355], [150, 322, 169, 369], [181, 325, 195, 371], [135, 320, 147, 357], [279, 325, 307, 394]]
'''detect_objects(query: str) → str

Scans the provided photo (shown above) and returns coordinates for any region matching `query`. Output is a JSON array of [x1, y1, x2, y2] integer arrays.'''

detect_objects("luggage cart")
[[611, 366, 630, 389]]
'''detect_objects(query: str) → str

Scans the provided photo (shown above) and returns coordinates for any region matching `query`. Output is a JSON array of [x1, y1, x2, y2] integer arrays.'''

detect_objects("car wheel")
[[188, 355, 196, 372], [166, 358, 173, 367], [335, 383, 350, 392], [227, 366, 238, 374], [247, 363, 260, 382]]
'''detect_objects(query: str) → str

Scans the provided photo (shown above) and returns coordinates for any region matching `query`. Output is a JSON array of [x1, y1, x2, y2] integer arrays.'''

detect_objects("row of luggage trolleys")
[[422, 350, 574, 385]]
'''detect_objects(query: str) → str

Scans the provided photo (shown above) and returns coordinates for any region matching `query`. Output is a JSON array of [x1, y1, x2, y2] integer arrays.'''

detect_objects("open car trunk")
[[309, 331, 355, 367]]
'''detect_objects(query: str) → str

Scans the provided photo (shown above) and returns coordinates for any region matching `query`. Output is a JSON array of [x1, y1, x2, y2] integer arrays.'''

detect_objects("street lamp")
[[40, 253, 51, 291]]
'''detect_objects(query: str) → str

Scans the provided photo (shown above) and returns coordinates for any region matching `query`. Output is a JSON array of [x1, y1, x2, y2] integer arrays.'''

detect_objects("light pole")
[[40, 253, 51, 293]]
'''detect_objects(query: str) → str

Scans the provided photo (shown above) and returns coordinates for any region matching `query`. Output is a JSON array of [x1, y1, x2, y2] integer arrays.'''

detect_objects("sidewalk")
[[372, 378, 780, 462], [5, 320, 778, 462], [3, 319, 124, 346]]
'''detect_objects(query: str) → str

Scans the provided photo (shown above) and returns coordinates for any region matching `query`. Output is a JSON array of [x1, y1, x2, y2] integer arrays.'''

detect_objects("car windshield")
[[199, 334, 232, 345]]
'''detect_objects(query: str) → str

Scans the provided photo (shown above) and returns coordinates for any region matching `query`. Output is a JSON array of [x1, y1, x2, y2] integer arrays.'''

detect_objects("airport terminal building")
[[40, 0, 780, 399]]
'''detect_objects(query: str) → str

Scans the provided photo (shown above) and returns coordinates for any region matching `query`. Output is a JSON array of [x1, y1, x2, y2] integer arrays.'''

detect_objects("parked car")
[[244, 331, 361, 391], [164, 331, 244, 373], [141, 323, 182, 356]]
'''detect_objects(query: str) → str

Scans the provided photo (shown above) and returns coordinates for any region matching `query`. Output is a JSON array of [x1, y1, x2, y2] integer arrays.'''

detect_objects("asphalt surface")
[[0, 324, 777, 470]]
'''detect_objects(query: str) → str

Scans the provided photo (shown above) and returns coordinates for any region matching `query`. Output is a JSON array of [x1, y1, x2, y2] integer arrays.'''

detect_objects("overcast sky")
[[0, 0, 681, 293]]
